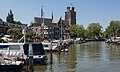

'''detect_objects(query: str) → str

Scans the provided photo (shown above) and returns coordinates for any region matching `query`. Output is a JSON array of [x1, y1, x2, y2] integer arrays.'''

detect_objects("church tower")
[[65, 6, 76, 27]]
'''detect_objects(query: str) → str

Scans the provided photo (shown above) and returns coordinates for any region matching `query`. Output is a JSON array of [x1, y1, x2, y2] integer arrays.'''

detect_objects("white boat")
[[42, 42, 59, 51], [0, 53, 23, 72], [61, 48, 68, 52], [0, 42, 47, 65]]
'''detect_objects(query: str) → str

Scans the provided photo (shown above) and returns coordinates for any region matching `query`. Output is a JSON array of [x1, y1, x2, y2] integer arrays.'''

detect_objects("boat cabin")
[[0, 42, 47, 64]]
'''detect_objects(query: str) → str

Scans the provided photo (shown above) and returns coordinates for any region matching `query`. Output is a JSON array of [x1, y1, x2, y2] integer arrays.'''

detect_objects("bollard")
[[58, 42, 61, 55], [63, 43, 65, 52], [50, 42, 53, 64], [28, 44, 34, 72]]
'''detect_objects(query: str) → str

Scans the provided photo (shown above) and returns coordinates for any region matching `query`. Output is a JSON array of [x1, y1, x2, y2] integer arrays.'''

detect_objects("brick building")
[[65, 6, 76, 27]]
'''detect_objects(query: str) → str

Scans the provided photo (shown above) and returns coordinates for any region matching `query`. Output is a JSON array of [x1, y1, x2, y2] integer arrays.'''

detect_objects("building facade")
[[0, 19, 8, 34], [30, 17, 65, 39], [0, 18, 27, 34], [65, 6, 76, 27]]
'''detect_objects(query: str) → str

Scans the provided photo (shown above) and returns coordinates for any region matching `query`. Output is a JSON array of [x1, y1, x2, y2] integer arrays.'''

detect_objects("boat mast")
[[60, 17, 63, 41], [40, 5, 44, 41]]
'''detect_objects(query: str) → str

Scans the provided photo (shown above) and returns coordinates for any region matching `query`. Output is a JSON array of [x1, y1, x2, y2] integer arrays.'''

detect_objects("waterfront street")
[[23, 42, 120, 72]]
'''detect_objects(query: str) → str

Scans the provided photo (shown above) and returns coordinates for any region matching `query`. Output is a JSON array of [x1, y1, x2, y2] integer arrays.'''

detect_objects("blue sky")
[[0, 0, 120, 30]]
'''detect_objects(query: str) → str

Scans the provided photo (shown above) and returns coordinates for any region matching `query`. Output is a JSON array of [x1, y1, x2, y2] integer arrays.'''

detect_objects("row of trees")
[[68, 20, 120, 39], [103, 20, 120, 38], [68, 23, 102, 39], [7, 29, 38, 42], [7, 29, 49, 42], [6, 20, 120, 41]]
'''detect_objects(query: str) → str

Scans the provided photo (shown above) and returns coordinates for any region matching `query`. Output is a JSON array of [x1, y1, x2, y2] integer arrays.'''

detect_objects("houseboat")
[[0, 53, 23, 72], [0, 42, 47, 65]]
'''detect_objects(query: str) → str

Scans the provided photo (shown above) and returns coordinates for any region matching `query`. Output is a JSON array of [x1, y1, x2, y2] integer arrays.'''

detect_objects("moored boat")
[[0, 42, 47, 65], [0, 53, 24, 72], [42, 42, 59, 51]]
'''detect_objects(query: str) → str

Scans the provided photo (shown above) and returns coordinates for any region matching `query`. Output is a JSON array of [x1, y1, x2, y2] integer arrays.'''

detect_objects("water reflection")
[[22, 42, 120, 72], [106, 44, 120, 61]]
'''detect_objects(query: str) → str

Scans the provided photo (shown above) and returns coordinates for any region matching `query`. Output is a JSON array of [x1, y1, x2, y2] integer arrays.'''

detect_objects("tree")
[[68, 25, 85, 37], [85, 23, 102, 39], [103, 20, 120, 37], [7, 29, 23, 42], [6, 9, 26, 25], [14, 21, 22, 24], [6, 9, 14, 23], [26, 31, 36, 42]]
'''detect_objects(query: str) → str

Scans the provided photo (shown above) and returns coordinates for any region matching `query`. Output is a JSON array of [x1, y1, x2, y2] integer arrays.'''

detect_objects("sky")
[[0, 0, 120, 30]]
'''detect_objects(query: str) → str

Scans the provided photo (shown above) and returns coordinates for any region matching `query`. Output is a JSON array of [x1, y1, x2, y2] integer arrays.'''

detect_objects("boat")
[[0, 42, 47, 65], [61, 48, 68, 52], [42, 42, 69, 52], [42, 42, 59, 51], [0, 53, 23, 72]]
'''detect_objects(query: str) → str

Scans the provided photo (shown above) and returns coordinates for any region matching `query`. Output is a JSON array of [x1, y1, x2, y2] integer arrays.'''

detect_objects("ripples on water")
[[23, 42, 120, 72]]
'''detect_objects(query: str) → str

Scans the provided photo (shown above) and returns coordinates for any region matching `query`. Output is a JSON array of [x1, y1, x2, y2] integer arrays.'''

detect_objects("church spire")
[[52, 12, 53, 20]]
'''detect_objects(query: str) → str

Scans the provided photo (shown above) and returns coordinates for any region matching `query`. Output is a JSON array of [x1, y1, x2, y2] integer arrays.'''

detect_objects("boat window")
[[0, 48, 8, 50], [23, 43, 45, 56], [32, 44, 45, 55], [0, 45, 8, 50], [9, 45, 20, 50], [43, 45, 49, 47]]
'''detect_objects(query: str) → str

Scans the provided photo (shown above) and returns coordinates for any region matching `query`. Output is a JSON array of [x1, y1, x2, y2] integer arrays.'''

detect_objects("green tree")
[[6, 9, 27, 25], [85, 23, 102, 39], [14, 21, 22, 24], [26, 31, 36, 42], [68, 25, 85, 37], [6, 9, 14, 23], [7, 29, 23, 42], [103, 20, 120, 38]]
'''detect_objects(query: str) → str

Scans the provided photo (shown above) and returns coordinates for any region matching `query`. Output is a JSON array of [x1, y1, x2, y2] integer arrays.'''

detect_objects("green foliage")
[[7, 29, 23, 41], [26, 31, 42, 42], [14, 21, 22, 24], [6, 9, 27, 25], [6, 9, 14, 23], [7, 28, 44, 42], [85, 23, 102, 39], [103, 20, 120, 38], [26, 31, 36, 42], [68, 25, 85, 37]]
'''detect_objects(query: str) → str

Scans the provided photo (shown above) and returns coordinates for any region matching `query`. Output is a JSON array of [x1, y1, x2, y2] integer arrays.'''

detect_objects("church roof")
[[52, 18, 60, 23], [34, 17, 52, 24]]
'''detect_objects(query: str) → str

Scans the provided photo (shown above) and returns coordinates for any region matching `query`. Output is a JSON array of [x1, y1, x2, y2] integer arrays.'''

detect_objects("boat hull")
[[0, 64, 23, 72]]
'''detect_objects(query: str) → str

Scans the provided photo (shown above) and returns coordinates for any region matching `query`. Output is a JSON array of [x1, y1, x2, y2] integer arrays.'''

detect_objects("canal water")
[[24, 42, 120, 72]]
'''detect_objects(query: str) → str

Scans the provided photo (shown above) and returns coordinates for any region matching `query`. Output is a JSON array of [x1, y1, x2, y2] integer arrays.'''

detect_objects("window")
[[23, 43, 45, 55], [9, 45, 20, 50], [43, 45, 49, 47], [0, 45, 8, 50]]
